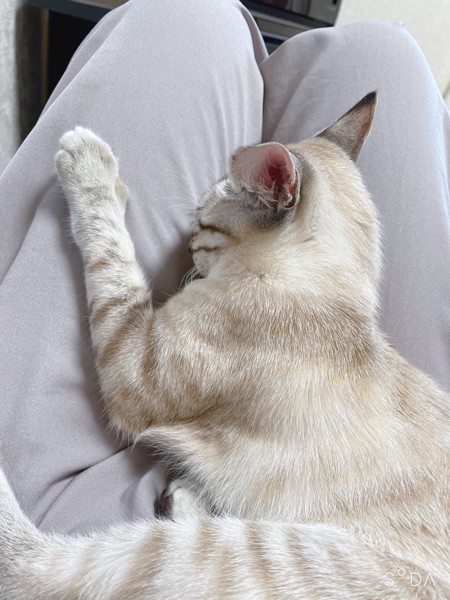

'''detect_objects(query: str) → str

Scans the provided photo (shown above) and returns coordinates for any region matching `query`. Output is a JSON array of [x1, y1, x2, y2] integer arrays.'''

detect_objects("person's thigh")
[[0, 0, 266, 534], [261, 22, 450, 392]]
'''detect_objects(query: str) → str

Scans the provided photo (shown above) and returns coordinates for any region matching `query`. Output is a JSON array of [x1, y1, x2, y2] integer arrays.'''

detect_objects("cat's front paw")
[[55, 127, 127, 212]]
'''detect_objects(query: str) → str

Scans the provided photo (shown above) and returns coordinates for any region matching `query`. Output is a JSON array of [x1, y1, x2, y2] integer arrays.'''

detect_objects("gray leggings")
[[0, 0, 449, 534]]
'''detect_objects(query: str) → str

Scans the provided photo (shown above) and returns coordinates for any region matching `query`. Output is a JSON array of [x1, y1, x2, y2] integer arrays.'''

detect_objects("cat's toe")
[[59, 127, 111, 156], [58, 127, 117, 173], [59, 127, 88, 153]]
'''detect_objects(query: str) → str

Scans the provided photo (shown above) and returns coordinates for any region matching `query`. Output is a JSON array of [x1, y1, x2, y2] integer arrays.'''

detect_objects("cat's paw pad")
[[56, 128, 125, 205]]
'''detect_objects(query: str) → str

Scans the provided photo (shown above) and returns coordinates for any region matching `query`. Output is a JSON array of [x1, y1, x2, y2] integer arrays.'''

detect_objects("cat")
[[1, 92, 449, 599]]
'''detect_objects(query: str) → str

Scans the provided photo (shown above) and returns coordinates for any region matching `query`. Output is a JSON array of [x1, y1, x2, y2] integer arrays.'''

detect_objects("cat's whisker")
[[179, 265, 200, 290]]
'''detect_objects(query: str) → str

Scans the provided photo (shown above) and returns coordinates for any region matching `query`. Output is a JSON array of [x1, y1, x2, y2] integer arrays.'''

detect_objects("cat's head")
[[190, 93, 380, 298]]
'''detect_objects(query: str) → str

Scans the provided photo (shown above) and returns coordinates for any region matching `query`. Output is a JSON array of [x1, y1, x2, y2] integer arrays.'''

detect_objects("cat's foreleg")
[[56, 127, 150, 330], [56, 129, 153, 434], [56, 127, 151, 331]]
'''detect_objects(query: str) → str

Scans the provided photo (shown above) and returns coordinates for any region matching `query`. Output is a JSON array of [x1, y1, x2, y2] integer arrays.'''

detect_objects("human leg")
[[0, 0, 266, 533], [261, 22, 450, 391]]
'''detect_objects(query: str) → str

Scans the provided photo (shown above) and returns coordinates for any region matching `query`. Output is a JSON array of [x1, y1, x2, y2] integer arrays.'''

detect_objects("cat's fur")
[[1, 93, 449, 599]]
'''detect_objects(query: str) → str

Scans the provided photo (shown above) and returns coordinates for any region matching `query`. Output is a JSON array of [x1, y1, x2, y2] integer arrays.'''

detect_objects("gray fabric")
[[0, 0, 449, 534]]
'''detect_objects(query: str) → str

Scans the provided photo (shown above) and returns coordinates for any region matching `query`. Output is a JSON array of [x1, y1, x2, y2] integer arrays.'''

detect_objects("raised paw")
[[55, 127, 126, 212]]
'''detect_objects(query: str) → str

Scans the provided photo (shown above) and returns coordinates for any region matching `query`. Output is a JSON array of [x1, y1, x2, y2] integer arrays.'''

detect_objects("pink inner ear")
[[267, 162, 292, 189], [266, 162, 297, 205], [232, 142, 295, 191]]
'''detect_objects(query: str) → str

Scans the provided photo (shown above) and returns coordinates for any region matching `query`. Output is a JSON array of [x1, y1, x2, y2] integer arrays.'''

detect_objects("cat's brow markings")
[[189, 222, 234, 256], [198, 222, 233, 238], [191, 246, 221, 254]]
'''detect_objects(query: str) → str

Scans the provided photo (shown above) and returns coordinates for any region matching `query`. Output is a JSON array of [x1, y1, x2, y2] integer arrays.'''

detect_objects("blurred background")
[[1, 0, 449, 174]]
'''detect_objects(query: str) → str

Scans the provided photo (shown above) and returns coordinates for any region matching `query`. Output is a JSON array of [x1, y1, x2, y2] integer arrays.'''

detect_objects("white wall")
[[0, 0, 22, 173], [0, 0, 42, 173]]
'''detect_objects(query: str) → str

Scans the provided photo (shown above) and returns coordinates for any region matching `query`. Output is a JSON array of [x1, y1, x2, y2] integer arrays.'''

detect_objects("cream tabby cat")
[[1, 93, 449, 599]]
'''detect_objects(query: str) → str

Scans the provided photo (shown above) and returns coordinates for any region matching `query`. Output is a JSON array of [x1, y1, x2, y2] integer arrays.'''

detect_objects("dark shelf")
[[27, 0, 109, 21], [26, 0, 330, 99], [241, 1, 330, 30]]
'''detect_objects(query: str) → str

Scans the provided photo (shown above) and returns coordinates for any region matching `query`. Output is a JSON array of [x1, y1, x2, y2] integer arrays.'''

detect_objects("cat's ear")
[[229, 142, 299, 211], [318, 92, 377, 162]]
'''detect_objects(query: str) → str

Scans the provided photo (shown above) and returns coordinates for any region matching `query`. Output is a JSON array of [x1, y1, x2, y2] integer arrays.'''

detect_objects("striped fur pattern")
[[1, 93, 449, 598]]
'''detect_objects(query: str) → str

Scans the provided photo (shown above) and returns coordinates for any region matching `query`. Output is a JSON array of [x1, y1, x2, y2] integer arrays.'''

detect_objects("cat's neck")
[[206, 234, 379, 326]]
